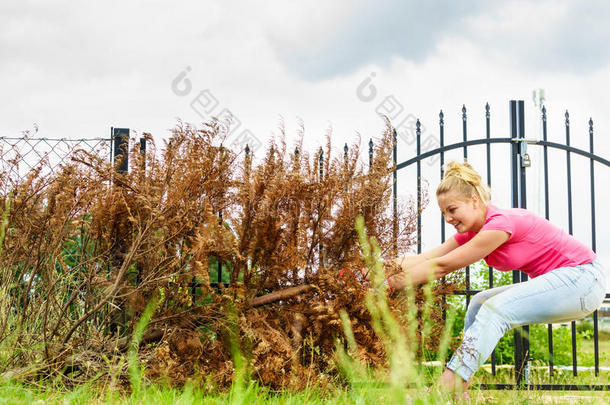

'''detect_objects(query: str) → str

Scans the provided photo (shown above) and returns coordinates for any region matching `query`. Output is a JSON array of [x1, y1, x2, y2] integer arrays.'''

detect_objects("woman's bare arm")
[[390, 237, 459, 270], [388, 230, 509, 289]]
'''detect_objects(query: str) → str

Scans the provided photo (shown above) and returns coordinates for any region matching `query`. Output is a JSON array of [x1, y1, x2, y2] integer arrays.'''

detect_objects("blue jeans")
[[447, 259, 607, 381]]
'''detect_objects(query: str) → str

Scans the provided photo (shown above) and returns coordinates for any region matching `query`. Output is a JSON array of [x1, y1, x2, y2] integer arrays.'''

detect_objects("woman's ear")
[[471, 193, 480, 208]]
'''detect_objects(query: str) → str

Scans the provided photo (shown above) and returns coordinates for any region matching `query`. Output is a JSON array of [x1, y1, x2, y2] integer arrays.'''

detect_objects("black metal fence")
[[394, 100, 610, 390]]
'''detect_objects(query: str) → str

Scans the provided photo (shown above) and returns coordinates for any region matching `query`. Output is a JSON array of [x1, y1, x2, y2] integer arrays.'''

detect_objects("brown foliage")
[[0, 119, 459, 388]]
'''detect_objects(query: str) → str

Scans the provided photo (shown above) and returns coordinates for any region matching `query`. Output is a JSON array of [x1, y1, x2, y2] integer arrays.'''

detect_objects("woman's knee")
[[476, 300, 512, 332], [463, 292, 488, 329], [470, 291, 488, 307]]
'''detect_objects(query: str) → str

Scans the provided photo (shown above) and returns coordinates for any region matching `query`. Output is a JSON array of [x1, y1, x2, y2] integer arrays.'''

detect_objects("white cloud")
[[464, 0, 610, 74], [263, 0, 486, 80]]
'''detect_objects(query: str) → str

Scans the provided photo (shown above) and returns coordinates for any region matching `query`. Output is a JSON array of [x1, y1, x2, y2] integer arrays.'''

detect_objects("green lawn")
[[1, 380, 609, 404], [2, 306, 608, 404], [2, 335, 608, 404], [578, 333, 610, 367]]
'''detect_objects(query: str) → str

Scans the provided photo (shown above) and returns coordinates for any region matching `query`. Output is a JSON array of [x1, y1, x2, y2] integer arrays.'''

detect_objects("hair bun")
[[443, 161, 481, 187], [437, 160, 490, 203]]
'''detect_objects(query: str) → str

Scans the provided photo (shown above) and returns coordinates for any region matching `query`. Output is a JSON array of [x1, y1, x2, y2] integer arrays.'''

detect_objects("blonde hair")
[[436, 161, 491, 204]]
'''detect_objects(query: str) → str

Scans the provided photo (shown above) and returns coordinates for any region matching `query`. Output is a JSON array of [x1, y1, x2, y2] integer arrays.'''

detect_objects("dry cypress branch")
[[249, 284, 316, 307]]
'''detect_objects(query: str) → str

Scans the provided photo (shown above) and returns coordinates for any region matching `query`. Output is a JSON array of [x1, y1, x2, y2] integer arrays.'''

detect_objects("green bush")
[[576, 320, 594, 339], [529, 324, 573, 366]]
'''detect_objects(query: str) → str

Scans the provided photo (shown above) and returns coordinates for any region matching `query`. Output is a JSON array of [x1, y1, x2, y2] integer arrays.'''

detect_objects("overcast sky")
[[2, 0, 610, 273]]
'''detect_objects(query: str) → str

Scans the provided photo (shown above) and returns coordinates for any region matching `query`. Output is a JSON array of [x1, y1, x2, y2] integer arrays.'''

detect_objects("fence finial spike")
[[542, 105, 547, 122]]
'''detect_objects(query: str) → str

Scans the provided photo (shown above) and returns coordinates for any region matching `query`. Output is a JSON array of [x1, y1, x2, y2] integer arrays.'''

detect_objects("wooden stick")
[[117, 328, 165, 351], [249, 284, 315, 307]]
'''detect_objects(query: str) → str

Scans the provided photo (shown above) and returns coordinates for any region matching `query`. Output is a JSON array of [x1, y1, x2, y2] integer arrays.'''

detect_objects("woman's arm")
[[390, 237, 459, 270], [388, 230, 509, 289]]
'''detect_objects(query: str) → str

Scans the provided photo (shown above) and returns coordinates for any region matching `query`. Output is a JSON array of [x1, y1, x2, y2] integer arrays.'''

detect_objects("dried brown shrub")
[[0, 119, 459, 388]]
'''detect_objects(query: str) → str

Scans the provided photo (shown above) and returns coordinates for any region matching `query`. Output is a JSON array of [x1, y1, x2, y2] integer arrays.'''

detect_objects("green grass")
[[1, 378, 609, 404], [579, 331, 610, 367], [1, 307, 608, 404]]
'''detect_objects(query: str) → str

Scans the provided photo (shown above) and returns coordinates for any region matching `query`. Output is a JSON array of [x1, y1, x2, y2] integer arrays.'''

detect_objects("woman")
[[384, 161, 607, 393]]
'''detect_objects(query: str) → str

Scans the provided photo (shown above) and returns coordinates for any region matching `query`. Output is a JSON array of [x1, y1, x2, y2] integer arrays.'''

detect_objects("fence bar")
[[416, 121, 422, 254], [319, 148, 324, 266], [518, 100, 531, 384], [462, 106, 471, 307], [564, 111, 578, 377], [476, 384, 610, 391], [398, 139, 610, 169], [589, 118, 600, 376], [109, 128, 114, 163], [343, 143, 348, 192], [462, 105, 468, 159], [217, 211, 223, 286], [541, 106, 555, 377], [440, 111, 445, 243], [439, 111, 447, 321], [392, 129, 398, 256], [518, 100, 530, 384], [485, 102, 497, 376]]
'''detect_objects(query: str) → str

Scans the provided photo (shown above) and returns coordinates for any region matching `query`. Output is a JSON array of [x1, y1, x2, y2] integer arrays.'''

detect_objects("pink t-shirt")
[[453, 204, 596, 278]]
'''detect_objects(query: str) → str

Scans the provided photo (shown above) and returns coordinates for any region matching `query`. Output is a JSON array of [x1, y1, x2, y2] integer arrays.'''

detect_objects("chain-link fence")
[[0, 135, 112, 183]]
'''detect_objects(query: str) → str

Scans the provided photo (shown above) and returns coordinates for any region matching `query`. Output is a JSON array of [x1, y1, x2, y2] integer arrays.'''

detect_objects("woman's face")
[[437, 191, 485, 233]]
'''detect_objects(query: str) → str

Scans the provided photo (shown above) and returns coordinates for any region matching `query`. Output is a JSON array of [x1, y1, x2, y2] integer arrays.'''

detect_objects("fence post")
[[112, 128, 130, 176], [510, 100, 530, 385], [109, 127, 130, 333], [135, 136, 147, 286], [318, 147, 324, 268], [139, 136, 147, 170]]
